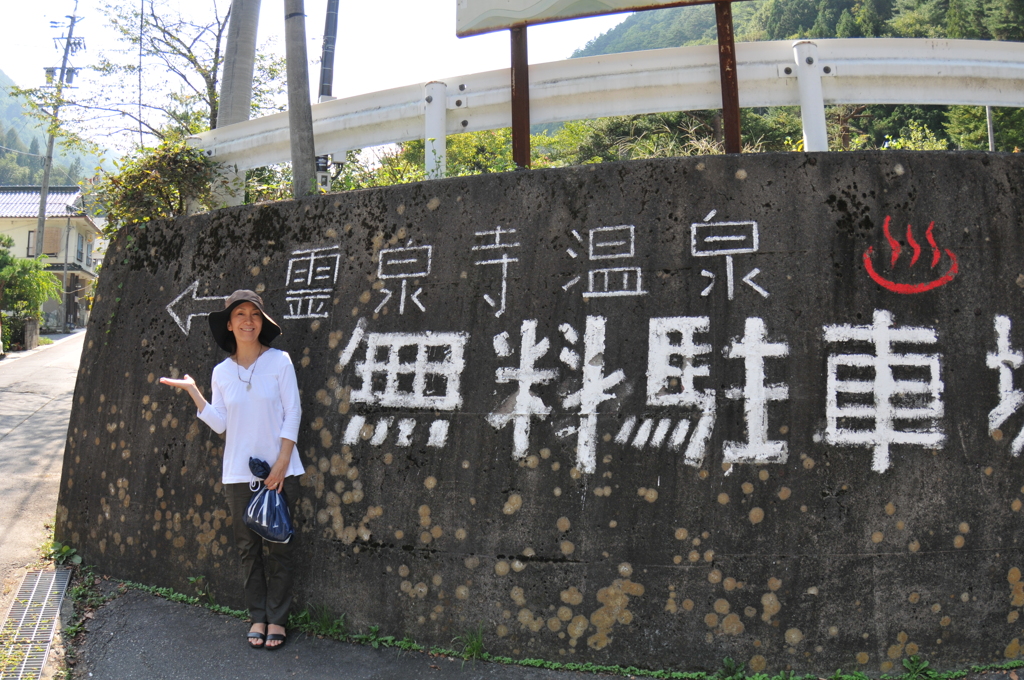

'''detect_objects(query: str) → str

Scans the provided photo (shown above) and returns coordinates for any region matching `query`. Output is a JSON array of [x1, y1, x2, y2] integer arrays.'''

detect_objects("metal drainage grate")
[[0, 570, 71, 680]]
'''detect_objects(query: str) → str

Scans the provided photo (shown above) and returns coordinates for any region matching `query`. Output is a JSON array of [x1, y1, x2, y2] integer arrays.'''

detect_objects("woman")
[[160, 290, 303, 651]]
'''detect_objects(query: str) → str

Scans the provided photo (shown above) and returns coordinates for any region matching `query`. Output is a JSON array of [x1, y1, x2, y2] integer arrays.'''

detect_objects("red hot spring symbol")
[[863, 216, 959, 294]]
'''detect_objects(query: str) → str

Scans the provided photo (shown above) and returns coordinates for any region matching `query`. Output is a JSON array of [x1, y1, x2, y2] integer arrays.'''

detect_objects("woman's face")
[[226, 302, 264, 345]]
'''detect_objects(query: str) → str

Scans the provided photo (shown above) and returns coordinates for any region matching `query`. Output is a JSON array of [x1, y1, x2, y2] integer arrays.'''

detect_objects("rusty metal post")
[[510, 25, 531, 168], [714, 1, 742, 154]]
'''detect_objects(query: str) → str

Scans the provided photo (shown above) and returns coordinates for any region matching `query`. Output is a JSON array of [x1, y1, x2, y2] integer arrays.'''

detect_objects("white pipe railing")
[[190, 38, 1024, 170]]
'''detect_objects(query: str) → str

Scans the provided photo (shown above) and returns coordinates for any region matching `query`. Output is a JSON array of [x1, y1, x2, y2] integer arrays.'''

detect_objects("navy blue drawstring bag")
[[244, 457, 294, 543]]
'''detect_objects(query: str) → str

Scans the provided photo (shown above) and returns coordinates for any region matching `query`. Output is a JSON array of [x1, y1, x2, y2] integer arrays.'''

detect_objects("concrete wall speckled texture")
[[58, 151, 1024, 673]]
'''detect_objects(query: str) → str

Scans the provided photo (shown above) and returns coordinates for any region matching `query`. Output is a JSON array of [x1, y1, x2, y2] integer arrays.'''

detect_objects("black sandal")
[[265, 633, 287, 651], [247, 631, 266, 649]]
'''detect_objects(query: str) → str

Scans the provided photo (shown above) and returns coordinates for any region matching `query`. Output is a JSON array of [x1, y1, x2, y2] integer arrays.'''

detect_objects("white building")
[[0, 186, 102, 329]]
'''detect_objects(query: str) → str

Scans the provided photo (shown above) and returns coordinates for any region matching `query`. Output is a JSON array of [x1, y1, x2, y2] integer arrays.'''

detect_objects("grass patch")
[[186, 575, 216, 606], [453, 623, 485, 664], [351, 624, 395, 650], [120, 579, 247, 619], [289, 604, 347, 639]]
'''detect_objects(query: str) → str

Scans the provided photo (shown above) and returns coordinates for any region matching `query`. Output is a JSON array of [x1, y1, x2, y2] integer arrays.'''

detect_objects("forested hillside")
[[0, 69, 103, 186], [567, 0, 1023, 152], [575, 0, 1022, 54]]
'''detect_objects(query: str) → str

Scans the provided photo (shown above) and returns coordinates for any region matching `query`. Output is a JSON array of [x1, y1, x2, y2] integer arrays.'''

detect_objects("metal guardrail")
[[189, 38, 1024, 173]]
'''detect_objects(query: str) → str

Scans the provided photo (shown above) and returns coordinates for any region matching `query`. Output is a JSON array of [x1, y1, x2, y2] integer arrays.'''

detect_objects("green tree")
[[945, 0, 975, 35], [836, 8, 863, 35], [532, 121, 606, 166], [945, 106, 990, 148], [4, 128, 24, 158], [0, 234, 14, 352], [246, 164, 294, 203], [65, 157, 84, 184], [751, 0, 821, 39], [0, 155, 30, 185], [26, 137, 42, 173], [883, 120, 949, 148], [809, 0, 851, 37], [445, 130, 519, 175], [946, 105, 1024, 150], [857, 0, 890, 35], [93, 138, 223, 233], [986, 0, 1024, 40], [966, 0, 992, 37], [887, 0, 946, 36], [0, 235, 62, 352]]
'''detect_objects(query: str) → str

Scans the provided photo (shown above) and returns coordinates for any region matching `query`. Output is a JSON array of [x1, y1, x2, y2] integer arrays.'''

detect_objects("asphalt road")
[[0, 332, 84, 613], [74, 588, 587, 680]]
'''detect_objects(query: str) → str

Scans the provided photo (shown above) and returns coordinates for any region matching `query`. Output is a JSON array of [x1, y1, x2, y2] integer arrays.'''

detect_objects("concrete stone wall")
[[58, 151, 1024, 673]]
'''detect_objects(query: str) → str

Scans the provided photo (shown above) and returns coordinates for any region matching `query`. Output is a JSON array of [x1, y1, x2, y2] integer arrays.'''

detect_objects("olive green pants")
[[224, 477, 300, 626]]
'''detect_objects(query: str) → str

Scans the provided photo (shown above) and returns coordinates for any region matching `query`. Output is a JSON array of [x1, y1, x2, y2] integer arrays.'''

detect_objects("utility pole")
[[317, 0, 340, 102], [314, 0, 340, 191], [284, 0, 316, 198], [35, 2, 84, 258], [62, 207, 72, 333]]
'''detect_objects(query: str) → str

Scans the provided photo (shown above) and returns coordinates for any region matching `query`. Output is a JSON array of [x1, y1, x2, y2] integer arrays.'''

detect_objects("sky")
[[1, 0, 626, 145]]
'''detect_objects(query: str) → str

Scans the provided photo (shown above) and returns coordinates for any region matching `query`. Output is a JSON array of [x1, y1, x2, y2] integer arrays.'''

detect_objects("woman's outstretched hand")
[[159, 374, 207, 411], [159, 375, 196, 390]]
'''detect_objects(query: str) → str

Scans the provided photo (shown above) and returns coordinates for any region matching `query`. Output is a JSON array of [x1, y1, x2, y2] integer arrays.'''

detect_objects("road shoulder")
[[0, 329, 86, 368]]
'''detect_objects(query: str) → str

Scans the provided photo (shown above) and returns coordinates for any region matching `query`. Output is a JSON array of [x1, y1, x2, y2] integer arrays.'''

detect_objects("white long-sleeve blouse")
[[197, 348, 304, 484]]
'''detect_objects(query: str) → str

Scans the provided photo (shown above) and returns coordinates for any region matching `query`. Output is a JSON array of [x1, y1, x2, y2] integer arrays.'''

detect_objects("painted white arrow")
[[166, 280, 228, 335]]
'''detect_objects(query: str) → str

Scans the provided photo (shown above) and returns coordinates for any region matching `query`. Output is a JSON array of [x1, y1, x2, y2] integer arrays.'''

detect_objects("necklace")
[[236, 347, 265, 391]]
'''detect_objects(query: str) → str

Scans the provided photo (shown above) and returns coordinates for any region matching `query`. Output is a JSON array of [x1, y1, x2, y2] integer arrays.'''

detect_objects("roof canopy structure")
[[0, 186, 85, 219]]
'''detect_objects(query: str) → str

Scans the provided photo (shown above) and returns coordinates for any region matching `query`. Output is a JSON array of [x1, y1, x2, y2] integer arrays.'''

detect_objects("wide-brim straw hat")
[[207, 290, 282, 352]]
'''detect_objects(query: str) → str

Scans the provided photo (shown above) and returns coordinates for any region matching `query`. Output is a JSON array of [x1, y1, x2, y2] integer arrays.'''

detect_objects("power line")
[[0, 144, 45, 158], [0, 96, 106, 171], [0, 144, 83, 184]]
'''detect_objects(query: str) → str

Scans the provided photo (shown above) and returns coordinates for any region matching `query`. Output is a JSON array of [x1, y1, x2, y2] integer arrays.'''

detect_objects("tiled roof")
[[0, 186, 83, 218]]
